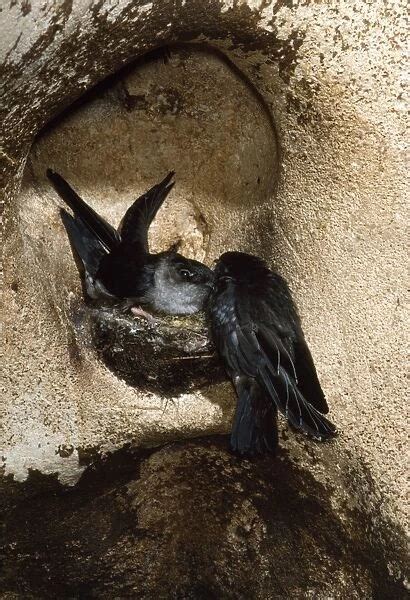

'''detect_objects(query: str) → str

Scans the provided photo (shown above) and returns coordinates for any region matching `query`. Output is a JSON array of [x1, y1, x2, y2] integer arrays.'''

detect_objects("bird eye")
[[179, 269, 193, 280]]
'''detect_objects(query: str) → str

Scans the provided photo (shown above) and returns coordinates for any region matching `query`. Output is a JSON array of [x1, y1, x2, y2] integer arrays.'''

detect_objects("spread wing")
[[118, 171, 175, 251], [47, 170, 119, 252], [60, 209, 106, 278]]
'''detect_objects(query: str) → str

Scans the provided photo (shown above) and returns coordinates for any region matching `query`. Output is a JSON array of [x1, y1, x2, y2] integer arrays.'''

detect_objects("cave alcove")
[[1, 2, 408, 596], [19, 44, 278, 396]]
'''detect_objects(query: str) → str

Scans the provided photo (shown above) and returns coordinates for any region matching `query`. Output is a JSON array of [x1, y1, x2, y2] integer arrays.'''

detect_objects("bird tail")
[[260, 364, 337, 441], [118, 171, 175, 251], [47, 170, 119, 253], [231, 376, 278, 455]]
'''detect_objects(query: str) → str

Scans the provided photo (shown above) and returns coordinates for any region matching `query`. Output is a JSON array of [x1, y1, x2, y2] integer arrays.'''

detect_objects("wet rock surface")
[[0, 439, 407, 599]]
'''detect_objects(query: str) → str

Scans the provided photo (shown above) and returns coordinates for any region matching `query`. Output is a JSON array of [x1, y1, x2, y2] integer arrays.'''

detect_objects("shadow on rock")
[[0, 438, 407, 599]]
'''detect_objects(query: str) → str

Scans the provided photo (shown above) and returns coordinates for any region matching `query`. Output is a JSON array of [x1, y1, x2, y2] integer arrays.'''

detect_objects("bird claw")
[[130, 306, 158, 326]]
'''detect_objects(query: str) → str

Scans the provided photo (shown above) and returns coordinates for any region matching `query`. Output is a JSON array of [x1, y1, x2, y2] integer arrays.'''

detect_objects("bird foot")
[[130, 306, 157, 325]]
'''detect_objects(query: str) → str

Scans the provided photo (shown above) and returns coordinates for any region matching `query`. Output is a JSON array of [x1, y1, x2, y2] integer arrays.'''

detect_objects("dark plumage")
[[207, 251, 337, 455], [47, 170, 213, 315]]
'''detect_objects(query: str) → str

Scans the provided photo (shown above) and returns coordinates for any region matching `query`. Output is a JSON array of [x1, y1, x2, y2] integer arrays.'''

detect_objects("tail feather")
[[231, 376, 278, 455], [47, 170, 119, 252], [118, 171, 175, 251]]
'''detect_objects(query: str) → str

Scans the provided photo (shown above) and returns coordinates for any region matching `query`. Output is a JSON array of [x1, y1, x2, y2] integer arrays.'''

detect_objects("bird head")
[[213, 251, 268, 282], [167, 253, 214, 285], [149, 252, 214, 315]]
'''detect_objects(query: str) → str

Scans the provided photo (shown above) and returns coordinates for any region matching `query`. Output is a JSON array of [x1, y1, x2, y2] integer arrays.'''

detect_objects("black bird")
[[207, 251, 337, 455], [47, 170, 213, 315]]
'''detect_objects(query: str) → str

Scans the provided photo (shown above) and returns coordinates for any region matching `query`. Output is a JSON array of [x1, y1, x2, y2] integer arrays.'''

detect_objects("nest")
[[72, 304, 226, 395]]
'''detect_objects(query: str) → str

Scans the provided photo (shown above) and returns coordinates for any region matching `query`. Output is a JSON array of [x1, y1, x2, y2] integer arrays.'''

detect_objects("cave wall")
[[1, 1, 407, 594]]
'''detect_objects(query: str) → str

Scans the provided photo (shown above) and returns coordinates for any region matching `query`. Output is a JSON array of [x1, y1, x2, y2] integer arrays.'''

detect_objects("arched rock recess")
[[1, 1, 407, 596]]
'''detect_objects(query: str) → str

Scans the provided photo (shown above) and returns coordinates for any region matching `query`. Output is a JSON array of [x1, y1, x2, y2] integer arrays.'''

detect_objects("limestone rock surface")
[[1, 0, 407, 595]]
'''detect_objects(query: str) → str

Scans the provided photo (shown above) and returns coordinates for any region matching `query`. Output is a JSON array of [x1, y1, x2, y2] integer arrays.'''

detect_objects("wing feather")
[[118, 171, 175, 251], [212, 281, 336, 440], [47, 170, 119, 252]]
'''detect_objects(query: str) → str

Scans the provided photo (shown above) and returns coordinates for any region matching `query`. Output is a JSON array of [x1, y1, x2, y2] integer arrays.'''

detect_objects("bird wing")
[[255, 324, 336, 439], [212, 280, 336, 440], [253, 274, 329, 413], [292, 336, 329, 414], [118, 171, 175, 251], [60, 209, 106, 278], [47, 170, 119, 252]]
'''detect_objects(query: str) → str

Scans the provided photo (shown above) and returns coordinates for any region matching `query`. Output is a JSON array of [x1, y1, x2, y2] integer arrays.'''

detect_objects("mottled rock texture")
[[1, 0, 408, 596], [0, 440, 408, 599]]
